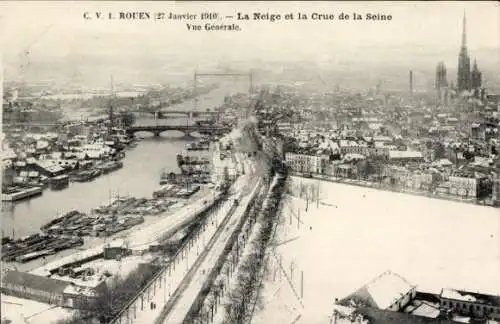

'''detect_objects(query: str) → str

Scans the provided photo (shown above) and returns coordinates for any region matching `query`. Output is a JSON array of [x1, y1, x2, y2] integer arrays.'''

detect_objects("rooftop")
[[389, 151, 423, 160], [2, 270, 70, 294], [341, 270, 416, 310], [441, 288, 500, 307]]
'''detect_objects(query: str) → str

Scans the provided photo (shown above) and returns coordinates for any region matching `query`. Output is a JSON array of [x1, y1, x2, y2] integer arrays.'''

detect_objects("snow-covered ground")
[[124, 197, 237, 324], [162, 180, 262, 323], [252, 176, 500, 324], [1, 294, 75, 324], [211, 177, 278, 324], [50, 254, 154, 288]]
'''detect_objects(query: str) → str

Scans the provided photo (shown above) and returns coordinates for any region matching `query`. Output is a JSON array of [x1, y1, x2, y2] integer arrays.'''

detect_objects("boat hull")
[[2, 187, 43, 202]]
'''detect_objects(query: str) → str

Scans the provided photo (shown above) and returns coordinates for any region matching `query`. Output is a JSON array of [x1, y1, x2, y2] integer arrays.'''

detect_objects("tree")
[[433, 141, 446, 160], [120, 112, 136, 128], [221, 166, 231, 193]]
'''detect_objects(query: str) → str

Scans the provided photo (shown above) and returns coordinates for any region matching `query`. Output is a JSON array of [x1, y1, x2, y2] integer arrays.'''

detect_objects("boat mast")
[[108, 75, 114, 138]]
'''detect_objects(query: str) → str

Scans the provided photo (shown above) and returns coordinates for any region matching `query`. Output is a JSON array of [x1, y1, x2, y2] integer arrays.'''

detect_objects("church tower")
[[457, 12, 471, 92], [470, 59, 482, 90]]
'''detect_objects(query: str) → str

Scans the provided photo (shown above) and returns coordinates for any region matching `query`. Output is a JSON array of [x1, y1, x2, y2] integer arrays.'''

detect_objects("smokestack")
[[409, 69, 413, 95]]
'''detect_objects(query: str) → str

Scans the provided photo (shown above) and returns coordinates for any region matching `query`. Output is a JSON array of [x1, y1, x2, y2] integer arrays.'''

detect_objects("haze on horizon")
[[1, 1, 499, 89]]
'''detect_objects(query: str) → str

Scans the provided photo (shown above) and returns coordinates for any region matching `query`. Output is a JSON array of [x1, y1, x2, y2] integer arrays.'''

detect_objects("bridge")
[[131, 109, 220, 119], [126, 124, 231, 137]]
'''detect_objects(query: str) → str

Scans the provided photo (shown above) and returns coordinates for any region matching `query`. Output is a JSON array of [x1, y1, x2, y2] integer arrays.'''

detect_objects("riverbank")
[[2, 85, 237, 239], [290, 172, 499, 208], [2, 185, 212, 274]]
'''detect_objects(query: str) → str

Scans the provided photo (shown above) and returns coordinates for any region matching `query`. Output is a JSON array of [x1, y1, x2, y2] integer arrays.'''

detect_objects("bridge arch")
[[126, 125, 230, 138]]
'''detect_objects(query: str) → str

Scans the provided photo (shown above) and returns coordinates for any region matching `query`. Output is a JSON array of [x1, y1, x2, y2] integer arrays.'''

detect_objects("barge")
[[160, 172, 211, 185], [180, 164, 211, 175], [1, 186, 43, 202], [41, 210, 84, 231], [97, 160, 123, 174], [71, 169, 101, 182], [186, 140, 210, 151], [50, 175, 70, 190], [177, 154, 210, 166]]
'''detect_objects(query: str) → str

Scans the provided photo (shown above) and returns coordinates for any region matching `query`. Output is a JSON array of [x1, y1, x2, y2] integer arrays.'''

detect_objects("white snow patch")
[[253, 176, 500, 324]]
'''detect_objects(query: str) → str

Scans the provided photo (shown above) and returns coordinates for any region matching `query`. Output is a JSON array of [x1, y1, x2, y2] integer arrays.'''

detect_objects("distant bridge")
[[126, 124, 231, 137], [131, 110, 220, 119]]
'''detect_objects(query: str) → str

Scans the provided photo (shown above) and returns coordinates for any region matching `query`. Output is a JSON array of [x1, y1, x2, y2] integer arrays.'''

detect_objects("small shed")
[[103, 239, 127, 260]]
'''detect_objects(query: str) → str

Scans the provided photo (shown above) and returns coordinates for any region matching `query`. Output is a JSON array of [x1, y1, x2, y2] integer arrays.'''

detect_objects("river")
[[1, 84, 247, 238]]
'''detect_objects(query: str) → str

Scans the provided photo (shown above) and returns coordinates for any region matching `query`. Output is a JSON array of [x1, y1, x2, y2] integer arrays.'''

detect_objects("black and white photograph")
[[1, 1, 499, 324]]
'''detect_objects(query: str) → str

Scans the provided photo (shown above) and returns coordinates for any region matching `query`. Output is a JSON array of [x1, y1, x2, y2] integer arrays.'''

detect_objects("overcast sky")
[[0, 1, 498, 85]]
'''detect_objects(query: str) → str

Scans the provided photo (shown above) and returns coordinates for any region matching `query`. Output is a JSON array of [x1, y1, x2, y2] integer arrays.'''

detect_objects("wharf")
[[28, 189, 222, 277]]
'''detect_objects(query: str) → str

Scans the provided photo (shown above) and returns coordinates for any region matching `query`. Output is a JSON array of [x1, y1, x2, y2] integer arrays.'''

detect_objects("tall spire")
[[457, 11, 471, 92], [461, 11, 467, 48]]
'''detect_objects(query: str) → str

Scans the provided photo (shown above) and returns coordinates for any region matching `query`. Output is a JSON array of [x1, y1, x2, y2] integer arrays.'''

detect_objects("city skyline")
[[1, 1, 499, 89]]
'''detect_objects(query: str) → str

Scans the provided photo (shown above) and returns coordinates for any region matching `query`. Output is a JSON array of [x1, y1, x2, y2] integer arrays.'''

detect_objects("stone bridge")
[[126, 124, 231, 138], [133, 110, 220, 120]]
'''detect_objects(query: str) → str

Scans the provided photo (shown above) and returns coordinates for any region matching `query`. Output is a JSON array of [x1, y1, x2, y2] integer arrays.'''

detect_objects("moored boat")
[[50, 175, 70, 190], [72, 169, 102, 182], [1, 186, 43, 202]]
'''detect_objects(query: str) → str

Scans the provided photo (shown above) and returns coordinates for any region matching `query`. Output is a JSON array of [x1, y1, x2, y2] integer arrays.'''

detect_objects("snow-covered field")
[[1, 294, 75, 324], [252, 176, 500, 324]]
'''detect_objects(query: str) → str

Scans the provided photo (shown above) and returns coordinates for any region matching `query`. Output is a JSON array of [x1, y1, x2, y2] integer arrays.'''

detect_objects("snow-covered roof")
[[36, 140, 49, 150], [441, 288, 500, 307], [36, 160, 65, 174], [389, 151, 423, 160], [365, 270, 415, 309], [52, 152, 63, 159], [373, 136, 392, 142], [63, 283, 98, 297], [432, 159, 453, 167], [442, 289, 477, 302], [2, 148, 17, 160], [410, 302, 441, 318], [343, 153, 366, 161], [3, 160, 13, 169], [108, 239, 125, 248]]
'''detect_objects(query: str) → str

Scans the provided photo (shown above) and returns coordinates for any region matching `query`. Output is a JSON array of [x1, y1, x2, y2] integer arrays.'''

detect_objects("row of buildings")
[[2, 118, 129, 190], [285, 150, 500, 202]]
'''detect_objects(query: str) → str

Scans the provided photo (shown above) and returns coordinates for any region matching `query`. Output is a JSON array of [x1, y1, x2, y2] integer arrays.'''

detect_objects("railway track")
[[156, 180, 262, 324], [153, 198, 240, 324]]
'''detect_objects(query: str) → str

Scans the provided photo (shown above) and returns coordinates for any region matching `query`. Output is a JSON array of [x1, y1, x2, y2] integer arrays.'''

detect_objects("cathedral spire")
[[461, 11, 467, 49], [457, 11, 471, 92]]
